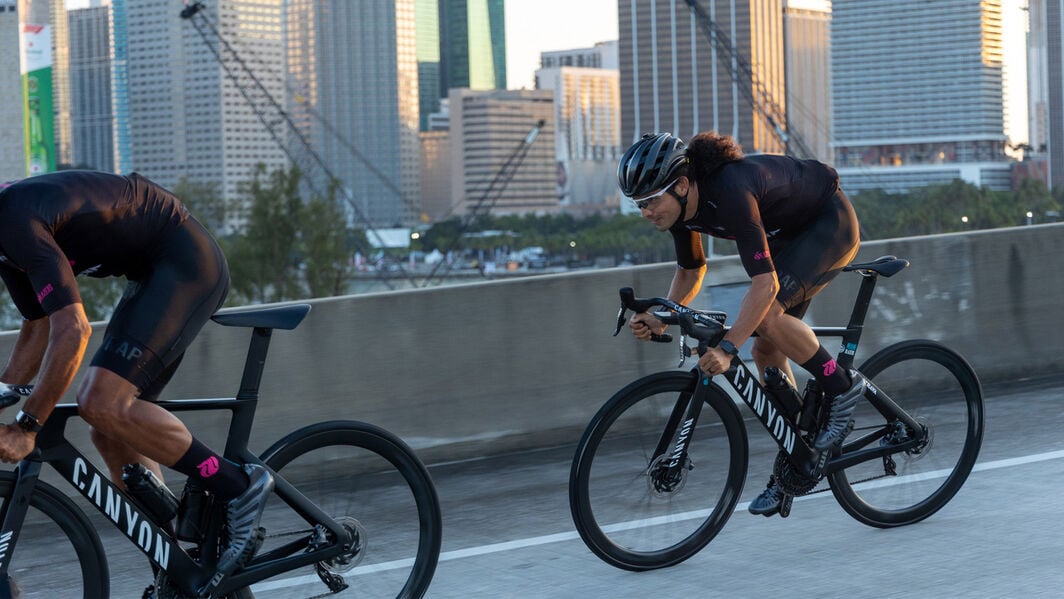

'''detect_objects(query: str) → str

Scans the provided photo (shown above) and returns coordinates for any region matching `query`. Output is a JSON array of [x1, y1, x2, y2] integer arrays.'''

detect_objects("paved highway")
[[27, 373, 1064, 598]]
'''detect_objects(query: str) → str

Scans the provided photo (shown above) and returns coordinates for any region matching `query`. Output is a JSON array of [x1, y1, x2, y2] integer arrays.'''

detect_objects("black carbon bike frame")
[[618, 256, 924, 478], [0, 304, 353, 597]]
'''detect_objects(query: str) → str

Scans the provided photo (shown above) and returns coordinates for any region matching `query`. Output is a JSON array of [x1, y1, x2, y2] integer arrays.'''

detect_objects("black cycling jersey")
[[0, 170, 188, 319], [0, 170, 229, 398], [670, 154, 840, 277]]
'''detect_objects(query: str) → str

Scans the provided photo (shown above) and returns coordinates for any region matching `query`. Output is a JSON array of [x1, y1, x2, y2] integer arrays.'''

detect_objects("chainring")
[[772, 450, 820, 496]]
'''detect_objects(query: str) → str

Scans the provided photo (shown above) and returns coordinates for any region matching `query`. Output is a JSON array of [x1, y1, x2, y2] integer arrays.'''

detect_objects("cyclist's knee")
[[76, 369, 139, 426]]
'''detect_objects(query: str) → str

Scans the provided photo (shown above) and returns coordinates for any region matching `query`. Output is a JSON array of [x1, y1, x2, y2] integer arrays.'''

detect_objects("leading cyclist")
[[618, 131, 863, 516], [0, 170, 270, 581]]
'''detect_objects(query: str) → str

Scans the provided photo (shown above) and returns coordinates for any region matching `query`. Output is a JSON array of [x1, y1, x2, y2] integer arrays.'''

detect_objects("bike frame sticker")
[[719, 362, 801, 456]]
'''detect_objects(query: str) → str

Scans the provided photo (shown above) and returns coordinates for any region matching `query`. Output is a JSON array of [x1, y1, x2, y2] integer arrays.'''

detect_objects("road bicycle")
[[0, 303, 443, 598], [569, 256, 984, 571]]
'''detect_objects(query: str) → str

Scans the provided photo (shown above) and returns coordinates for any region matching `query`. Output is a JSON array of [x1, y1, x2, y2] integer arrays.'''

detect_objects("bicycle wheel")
[[0, 472, 109, 597], [256, 421, 441, 599], [569, 370, 748, 571], [828, 339, 984, 527]]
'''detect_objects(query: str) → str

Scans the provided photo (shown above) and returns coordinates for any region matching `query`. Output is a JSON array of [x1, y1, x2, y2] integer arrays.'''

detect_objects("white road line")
[[252, 449, 1064, 593]]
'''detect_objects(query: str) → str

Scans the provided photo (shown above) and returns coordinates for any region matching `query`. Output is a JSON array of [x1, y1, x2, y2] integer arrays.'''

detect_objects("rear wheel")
[[569, 370, 748, 571], [828, 340, 983, 527], [258, 421, 442, 599], [0, 473, 108, 597]]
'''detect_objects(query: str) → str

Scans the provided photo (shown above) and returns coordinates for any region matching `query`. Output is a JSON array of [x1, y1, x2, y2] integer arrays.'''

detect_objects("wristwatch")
[[718, 339, 739, 357], [14, 410, 43, 434]]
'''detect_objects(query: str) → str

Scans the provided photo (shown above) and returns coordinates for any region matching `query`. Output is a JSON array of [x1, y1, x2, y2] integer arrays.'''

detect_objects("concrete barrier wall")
[[1, 223, 1061, 465]]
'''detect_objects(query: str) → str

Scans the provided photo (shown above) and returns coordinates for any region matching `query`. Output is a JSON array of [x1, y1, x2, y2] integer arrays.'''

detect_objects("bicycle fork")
[[646, 375, 708, 495], [0, 459, 44, 599]]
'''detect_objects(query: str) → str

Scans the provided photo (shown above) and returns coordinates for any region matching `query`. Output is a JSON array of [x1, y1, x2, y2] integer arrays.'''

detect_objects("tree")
[[226, 164, 305, 303], [301, 180, 352, 297], [172, 177, 227, 236]]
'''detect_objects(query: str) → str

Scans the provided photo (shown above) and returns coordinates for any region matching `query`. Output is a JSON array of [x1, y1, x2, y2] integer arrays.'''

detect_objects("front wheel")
[[828, 340, 984, 527], [569, 370, 748, 571], [0, 472, 109, 597], [259, 421, 442, 599]]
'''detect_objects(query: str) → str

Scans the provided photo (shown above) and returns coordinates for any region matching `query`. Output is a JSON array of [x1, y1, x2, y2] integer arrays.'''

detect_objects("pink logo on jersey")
[[823, 359, 838, 377], [197, 456, 220, 478], [753, 250, 771, 261], [36, 283, 54, 304]]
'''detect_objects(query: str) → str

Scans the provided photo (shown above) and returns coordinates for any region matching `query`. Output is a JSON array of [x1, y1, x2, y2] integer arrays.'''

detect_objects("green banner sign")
[[19, 22, 55, 176]]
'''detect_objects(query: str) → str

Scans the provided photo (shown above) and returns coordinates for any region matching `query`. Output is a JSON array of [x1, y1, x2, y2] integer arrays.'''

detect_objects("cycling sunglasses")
[[631, 180, 678, 210]]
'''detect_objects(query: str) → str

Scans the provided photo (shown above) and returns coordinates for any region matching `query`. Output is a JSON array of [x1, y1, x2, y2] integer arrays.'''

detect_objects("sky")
[[503, 0, 619, 89]]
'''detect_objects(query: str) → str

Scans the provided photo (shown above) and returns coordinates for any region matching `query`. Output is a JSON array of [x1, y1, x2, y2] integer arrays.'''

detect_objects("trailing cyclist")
[[617, 131, 864, 516], [0, 171, 271, 584]]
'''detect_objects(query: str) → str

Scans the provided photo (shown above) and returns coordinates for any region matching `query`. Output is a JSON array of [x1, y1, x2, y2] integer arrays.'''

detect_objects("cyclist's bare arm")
[[1, 316, 50, 385], [18, 304, 91, 425], [630, 264, 706, 339]]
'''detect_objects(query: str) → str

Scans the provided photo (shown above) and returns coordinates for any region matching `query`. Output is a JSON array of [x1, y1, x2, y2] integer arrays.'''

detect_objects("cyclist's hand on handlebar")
[[0, 424, 36, 463], [629, 311, 665, 341], [698, 345, 734, 376]]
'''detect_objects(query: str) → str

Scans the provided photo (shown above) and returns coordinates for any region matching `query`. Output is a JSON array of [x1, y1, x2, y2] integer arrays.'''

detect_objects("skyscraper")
[[1030, 0, 1063, 189], [619, 0, 789, 155], [439, 0, 506, 93], [47, 0, 70, 167], [0, 0, 23, 181], [416, 0, 441, 131], [286, 0, 420, 227], [112, 0, 287, 228], [69, 3, 113, 172], [536, 42, 621, 211], [448, 88, 555, 216], [783, 0, 831, 163], [832, 0, 1013, 192]]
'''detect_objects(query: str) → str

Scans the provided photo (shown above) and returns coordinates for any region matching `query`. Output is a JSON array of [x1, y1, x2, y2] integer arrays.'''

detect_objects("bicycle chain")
[[774, 453, 898, 500]]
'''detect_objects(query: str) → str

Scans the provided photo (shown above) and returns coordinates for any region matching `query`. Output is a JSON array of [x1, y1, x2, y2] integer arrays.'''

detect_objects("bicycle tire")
[[258, 420, 442, 599], [828, 339, 984, 527], [569, 370, 748, 571], [0, 472, 109, 597]]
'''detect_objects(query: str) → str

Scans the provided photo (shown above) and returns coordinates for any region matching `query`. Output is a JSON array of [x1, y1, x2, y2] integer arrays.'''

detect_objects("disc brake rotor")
[[645, 454, 691, 498], [320, 516, 366, 574]]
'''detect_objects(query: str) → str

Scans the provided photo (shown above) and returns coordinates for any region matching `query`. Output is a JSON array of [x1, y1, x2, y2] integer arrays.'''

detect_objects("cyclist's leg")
[[750, 336, 796, 386], [762, 190, 859, 376], [81, 217, 230, 484], [78, 367, 193, 480]]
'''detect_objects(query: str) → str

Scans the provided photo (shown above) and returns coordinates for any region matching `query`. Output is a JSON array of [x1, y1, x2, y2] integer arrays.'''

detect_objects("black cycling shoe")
[[216, 464, 274, 577], [748, 476, 785, 516], [813, 371, 865, 452]]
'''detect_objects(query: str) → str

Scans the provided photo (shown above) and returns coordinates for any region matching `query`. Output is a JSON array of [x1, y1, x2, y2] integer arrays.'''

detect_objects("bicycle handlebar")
[[0, 383, 32, 409], [613, 288, 728, 358]]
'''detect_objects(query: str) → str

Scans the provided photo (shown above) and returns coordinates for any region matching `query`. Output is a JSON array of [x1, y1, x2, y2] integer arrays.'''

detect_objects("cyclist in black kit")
[[0, 170, 271, 581], [618, 132, 863, 516]]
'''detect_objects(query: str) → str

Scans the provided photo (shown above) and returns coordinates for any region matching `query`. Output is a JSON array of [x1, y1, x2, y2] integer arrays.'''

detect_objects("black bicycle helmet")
[[617, 132, 688, 198]]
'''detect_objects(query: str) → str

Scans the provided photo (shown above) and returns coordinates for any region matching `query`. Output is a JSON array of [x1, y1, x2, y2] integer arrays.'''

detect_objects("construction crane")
[[179, 1, 419, 289], [682, 0, 817, 159]]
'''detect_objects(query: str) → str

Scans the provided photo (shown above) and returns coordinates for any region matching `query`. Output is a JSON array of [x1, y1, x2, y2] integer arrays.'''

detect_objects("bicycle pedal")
[[779, 495, 793, 518]]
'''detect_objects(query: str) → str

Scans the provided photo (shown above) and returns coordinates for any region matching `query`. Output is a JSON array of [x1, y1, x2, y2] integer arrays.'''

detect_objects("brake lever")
[[613, 303, 627, 336], [678, 334, 688, 368]]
